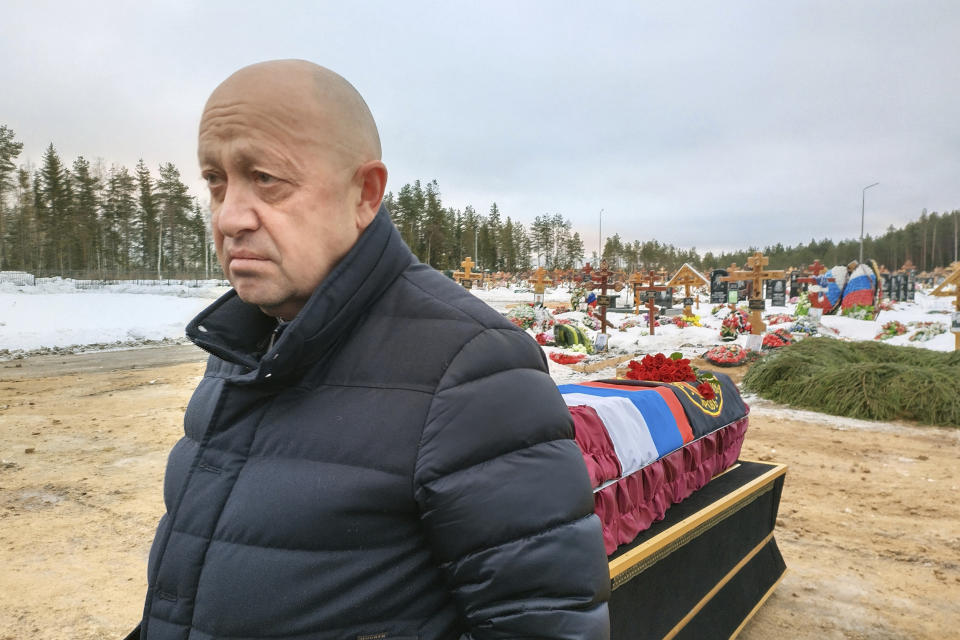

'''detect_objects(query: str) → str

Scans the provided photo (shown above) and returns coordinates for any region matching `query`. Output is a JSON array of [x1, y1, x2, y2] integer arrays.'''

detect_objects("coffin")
[[559, 374, 749, 554], [560, 374, 787, 638]]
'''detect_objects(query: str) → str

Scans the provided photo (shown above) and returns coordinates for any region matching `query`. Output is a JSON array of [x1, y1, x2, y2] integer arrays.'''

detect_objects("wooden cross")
[[627, 271, 645, 315], [808, 259, 826, 276], [588, 261, 617, 334], [452, 256, 483, 289], [582, 262, 593, 282], [532, 266, 553, 301], [633, 270, 668, 335], [666, 264, 709, 317], [930, 264, 960, 351], [720, 252, 785, 334]]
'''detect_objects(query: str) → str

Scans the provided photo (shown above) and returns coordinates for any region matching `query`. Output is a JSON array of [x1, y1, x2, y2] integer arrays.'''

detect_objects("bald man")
[[136, 60, 610, 640]]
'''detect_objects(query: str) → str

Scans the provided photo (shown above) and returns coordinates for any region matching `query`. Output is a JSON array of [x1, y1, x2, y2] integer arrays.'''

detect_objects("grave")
[[709, 269, 729, 304], [632, 270, 668, 336], [929, 263, 960, 350], [531, 266, 553, 305], [585, 261, 618, 334], [720, 252, 785, 335], [666, 263, 709, 317], [452, 257, 483, 289]]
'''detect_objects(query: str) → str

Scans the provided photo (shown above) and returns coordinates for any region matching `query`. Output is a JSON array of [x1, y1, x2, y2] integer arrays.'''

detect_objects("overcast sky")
[[3, 1, 959, 254]]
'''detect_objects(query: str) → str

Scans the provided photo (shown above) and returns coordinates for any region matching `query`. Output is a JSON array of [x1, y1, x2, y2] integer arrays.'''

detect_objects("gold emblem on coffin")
[[668, 380, 724, 417]]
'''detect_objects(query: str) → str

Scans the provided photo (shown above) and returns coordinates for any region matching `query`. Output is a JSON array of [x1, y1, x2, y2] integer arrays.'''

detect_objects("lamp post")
[[598, 208, 604, 262], [860, 182, 879, 264]]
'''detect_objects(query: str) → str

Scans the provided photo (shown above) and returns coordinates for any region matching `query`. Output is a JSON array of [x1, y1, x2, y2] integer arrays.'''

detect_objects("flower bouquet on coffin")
[[624, 352, 718, 401]]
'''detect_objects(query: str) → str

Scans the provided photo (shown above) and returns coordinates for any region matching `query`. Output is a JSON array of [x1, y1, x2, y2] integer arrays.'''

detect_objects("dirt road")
[[1, 347, 958, 639]]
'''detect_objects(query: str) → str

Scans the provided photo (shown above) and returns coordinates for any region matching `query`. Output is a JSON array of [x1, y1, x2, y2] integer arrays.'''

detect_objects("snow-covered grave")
[[0, 278, 955, 362]]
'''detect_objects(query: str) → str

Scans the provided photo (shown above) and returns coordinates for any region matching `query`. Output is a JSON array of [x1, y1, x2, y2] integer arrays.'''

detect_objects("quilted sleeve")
[[414, 327, 610, 639]]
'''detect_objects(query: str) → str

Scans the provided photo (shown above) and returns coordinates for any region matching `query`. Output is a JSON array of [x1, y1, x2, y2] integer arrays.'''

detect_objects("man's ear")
[[354, 160, 388, 230]]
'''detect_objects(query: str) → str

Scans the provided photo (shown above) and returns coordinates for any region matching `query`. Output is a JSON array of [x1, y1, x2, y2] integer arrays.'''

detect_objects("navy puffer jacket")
[[141, 206, 610, 639]]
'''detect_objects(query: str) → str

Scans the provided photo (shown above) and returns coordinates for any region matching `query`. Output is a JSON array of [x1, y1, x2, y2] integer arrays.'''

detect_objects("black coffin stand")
[[607, 460, 787, 640]]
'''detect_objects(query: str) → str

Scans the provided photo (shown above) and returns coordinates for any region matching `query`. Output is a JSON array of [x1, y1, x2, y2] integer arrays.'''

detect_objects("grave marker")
[[770, 279, 787, 307], [710, 269, 729, 304], [930, 263, 960, 350], [452, 257, 483, 289], [633, 270, 669, 336], [666, 263, 709, 317], [531, 267, 552, 305], [720, 252, 785, 335]]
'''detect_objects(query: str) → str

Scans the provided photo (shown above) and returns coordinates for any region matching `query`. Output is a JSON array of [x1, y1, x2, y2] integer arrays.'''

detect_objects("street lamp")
[[598, 208, 604, 262], [860, 182, 879, 264]]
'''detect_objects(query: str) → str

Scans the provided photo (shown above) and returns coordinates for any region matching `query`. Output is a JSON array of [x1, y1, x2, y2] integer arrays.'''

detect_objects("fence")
[[0, 271, 36, 286], [8, 269, 228, 289]]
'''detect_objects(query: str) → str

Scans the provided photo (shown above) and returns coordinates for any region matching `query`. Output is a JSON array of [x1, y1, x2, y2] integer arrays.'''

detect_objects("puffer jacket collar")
[[186, 205, 414, 384]]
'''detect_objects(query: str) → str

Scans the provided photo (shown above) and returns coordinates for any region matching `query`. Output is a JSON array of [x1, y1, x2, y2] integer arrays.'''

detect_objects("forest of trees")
[[0, 125, 210, 278], [1, 123, 957, 280]]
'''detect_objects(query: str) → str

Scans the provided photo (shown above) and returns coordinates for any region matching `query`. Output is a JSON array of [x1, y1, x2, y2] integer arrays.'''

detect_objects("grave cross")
[[808, 259, 826, 276], [627, 271, 646, 315], [666, 264, 709, 317], [720, 251, 785, 335], [452, 256, 483, 289], [531, 267, 553, 305], [633, 270, 668, 336], [581, 262, 593, 282], [929, 263, 960, 351], [589, 261, 618, 334]]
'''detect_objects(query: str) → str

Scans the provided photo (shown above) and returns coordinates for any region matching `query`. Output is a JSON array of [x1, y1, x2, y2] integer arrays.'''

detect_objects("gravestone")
[[770, 279, 787, 307], [907, 271, 917, 302], [789, 271, 801, 298], [898, 274, 908, 301], [710, 269, 729, 304], [654, 289, 673, 308], [890, 274, 901, 302], [880, 272, 891, 300]]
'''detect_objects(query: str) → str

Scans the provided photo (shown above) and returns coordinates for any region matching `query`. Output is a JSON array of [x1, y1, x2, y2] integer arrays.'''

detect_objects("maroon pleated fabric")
[[569, 404, 622, 488], [593, 415, 749, 554]]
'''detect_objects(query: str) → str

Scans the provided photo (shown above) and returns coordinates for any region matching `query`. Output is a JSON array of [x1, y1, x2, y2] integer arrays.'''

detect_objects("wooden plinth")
[[608, 460, 787, 640]]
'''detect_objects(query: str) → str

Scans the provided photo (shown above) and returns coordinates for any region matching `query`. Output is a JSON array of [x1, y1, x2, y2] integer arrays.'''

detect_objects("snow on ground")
[[1, 280, 230, 356], [0, 280, 955, 361]]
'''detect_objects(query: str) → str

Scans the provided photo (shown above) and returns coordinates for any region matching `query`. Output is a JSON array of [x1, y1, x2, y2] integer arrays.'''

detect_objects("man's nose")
[[216, 182, 260, 237]]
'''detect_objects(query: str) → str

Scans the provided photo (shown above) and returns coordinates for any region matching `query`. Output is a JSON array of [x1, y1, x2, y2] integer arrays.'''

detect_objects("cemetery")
[[1, 255, 959, 639]]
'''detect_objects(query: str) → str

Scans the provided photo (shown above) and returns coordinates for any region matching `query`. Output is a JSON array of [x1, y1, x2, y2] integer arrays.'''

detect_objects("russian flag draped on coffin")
[[559, 373, 750, 554]]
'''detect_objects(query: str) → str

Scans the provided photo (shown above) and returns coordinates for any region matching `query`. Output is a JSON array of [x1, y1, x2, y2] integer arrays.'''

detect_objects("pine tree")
[[155, 162, 193, 273], [70, 156, 101, 271], [136, 159, 158, 270], [6, 169, 35, 270], [102, 165, 138, 271], [487, 203, 502, 270], [36, 144, 73, 272], [0, 125, 24, 268]]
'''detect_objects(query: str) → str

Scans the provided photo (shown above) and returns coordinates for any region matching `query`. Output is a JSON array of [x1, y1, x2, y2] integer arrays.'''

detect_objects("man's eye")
[[254, 171, 277, 185], [203, 173, 223, 187]]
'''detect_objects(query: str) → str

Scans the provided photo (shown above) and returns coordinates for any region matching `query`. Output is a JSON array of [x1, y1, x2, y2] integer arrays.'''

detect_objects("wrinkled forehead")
[[198, 96, 355, 172]]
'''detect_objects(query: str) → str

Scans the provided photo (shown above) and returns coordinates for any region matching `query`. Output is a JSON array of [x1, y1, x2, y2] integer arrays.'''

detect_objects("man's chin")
[[232, 282, 284, 310], [232, 283, 305, 319]]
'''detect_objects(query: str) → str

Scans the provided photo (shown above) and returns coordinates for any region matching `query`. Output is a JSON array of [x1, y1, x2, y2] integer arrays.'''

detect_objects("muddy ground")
[[0, 347, 958, 639]]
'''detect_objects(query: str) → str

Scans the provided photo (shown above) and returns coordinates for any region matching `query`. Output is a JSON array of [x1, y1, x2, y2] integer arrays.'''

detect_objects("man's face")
[[199, 99, 362, 319]]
